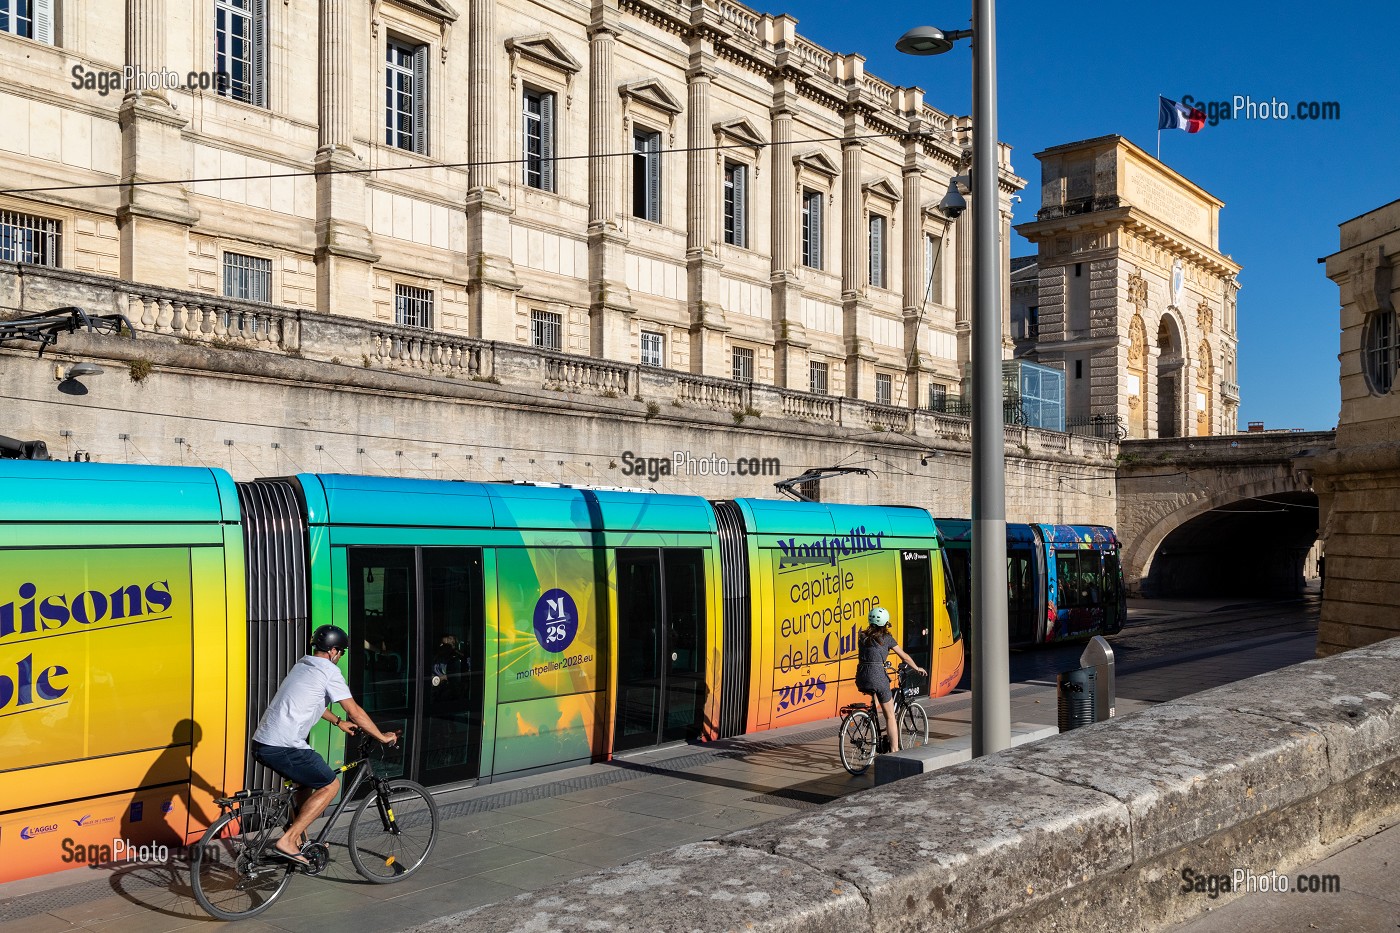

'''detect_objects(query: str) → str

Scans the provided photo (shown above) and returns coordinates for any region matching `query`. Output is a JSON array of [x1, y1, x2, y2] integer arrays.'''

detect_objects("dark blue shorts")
[[252, 742, 337, 789]]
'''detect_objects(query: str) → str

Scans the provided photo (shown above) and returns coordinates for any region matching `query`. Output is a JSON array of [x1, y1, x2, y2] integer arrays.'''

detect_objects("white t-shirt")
[[252, 655, 353, 749]]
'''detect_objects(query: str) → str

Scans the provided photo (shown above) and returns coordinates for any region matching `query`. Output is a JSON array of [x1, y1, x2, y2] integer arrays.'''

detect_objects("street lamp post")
[[897, 0, 1011, 757]]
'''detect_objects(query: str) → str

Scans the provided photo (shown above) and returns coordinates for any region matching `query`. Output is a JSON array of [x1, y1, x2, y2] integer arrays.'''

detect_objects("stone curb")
[[406, 638, 1400, 932]]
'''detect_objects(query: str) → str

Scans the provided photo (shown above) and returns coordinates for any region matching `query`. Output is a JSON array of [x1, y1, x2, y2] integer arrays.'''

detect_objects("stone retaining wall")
[[412, 639, 1400, 932]]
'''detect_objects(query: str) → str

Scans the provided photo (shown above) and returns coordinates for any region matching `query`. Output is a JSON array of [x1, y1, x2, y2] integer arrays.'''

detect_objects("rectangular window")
[[222, 252, 272, 302], [532, 309, 562, 350], [522, 87, 556, 191], [928, 382, 948, 412], [1028, 305, 1039, 340], [731, 346, 754, 383], [640, 330, 665, 368], [632, 128, 661, 222], [875, 373, 892, 406], [386, 39, 428, 154], [801, 189, 823, 269], [0, 210, 60, 266], [809, 360, 829, 395], [869, 214, 887, 289], [723, 162, 747, 247], [0, 0, 52, 42], [214, 0, 265, 106], [395, 284, 433, 329]]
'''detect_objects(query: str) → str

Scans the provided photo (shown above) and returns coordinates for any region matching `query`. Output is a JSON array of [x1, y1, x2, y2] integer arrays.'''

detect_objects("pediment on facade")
[[504, 34, 582, 75], [794, 149, 840, 178], [618, 79, 684, 115], [385, 0, 458, 24], [862, 178, 902, 204], [712, 117, 767, 149]]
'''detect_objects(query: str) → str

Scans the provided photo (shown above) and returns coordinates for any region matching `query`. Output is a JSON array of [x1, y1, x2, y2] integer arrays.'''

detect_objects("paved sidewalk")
[[0, 682, 1110, 933], [1167, 817, 1400, 933]]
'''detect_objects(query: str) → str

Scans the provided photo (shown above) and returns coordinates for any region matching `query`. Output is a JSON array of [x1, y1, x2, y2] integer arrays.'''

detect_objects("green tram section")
[[290, 475, 724, 785]]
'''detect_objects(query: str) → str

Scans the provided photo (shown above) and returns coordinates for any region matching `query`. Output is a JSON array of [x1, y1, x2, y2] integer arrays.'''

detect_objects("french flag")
[[1158, 96, 1205, 133]]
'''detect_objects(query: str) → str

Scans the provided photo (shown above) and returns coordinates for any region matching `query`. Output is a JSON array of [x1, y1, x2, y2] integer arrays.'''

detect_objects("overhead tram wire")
[[0, 129, 956, 199]]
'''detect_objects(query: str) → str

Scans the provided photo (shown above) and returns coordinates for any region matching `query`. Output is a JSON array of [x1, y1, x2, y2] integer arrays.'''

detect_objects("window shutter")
[[870, 216, 883, 287], [811, 194, 822, 268], [411, 44, 428, 155], [733, 164, 746, 247], [541, 92, 555, 191], [33, 0, 54, 44], [646, 133, 660, 222], [251, 0, 267, 107]]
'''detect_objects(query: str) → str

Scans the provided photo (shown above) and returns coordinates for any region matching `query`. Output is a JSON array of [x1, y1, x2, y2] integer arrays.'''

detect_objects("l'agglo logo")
[[19, 823, 59, 840], [532, 588, 579, 653], [0, 579, 174, 714]]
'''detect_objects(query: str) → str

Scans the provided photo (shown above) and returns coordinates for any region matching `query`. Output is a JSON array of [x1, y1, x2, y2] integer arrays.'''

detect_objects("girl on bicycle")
[[854, 606, 927, 752]]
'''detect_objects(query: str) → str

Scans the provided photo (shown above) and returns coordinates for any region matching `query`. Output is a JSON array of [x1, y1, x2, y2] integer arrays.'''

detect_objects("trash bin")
[[1058, 636, 1116, 732], [1057, 665, 1095, 732]]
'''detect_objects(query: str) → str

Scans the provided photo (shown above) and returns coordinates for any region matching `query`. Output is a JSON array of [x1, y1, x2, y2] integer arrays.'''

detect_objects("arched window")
[[1363, 309, 1398, 396]]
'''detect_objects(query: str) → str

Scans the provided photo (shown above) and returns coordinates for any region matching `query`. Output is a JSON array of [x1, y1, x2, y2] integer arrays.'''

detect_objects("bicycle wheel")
[[839, 710, 878, 775], [899, 701, 930, 751], [348, 779, 439, 883], [191, 811, 294, 921]]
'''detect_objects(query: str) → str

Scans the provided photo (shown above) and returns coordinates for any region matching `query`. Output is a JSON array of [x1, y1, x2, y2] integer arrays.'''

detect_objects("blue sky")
[[774, 0, 1396, 431]]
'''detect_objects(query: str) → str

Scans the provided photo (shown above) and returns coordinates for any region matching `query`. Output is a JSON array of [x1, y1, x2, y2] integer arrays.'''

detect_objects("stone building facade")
[[1316, 199, 1400, 655], [1011, 136, 1241, 438], [0, 0, 1022, 410]]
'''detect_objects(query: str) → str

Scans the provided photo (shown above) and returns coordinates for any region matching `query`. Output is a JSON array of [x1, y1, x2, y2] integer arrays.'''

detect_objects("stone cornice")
[[1017, 207, 1240, 278]]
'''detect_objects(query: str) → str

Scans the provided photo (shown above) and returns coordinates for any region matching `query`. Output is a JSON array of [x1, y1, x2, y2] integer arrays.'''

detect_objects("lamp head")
[[896, 26, 956, 56], [67, 363, 105, 379], [938, 181, 968, 219]]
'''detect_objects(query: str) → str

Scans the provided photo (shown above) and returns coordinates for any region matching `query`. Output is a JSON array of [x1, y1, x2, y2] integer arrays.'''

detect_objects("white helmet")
[[868, 606, 890, 627]]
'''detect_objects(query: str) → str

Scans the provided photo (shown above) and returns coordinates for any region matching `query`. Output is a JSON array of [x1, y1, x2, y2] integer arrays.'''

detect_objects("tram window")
[[1056, 551, 1106, 609], [349, 552, 414, 715], [940, 550, 961, 641]]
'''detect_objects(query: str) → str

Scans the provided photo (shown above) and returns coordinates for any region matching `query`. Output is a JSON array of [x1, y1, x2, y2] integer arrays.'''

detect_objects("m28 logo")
[[532, 589, 579, 653]]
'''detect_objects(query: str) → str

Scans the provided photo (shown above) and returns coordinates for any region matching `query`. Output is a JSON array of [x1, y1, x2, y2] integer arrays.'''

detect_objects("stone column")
[[685, 36, 727, 378], [119, 0, 196, 287], [953, 203, 973, 395], [1001, 207, 1015, 357], [901, 149, 925, 409], [586, 3, 634, 359], [841, 110, 874, 399], [466, 0, 521, 342], [769, 75, 804, 389], [314, 0, 379, 319]]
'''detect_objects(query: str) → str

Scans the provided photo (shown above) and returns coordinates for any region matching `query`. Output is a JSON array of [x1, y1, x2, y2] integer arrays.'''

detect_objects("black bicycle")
[[191, 734, 439, 921], [838, 663, 930, 775]]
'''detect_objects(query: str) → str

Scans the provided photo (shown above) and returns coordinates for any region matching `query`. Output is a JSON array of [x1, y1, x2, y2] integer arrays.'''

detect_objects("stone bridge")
[[1116, 431, 1336, 596]]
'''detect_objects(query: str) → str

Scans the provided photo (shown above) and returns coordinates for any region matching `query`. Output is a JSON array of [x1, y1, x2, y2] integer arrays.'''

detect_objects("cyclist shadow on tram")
[[102, 720, 226, 919]]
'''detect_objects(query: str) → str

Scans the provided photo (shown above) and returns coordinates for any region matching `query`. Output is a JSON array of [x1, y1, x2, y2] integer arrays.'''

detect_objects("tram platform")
[[0, 681, 1129, 933]]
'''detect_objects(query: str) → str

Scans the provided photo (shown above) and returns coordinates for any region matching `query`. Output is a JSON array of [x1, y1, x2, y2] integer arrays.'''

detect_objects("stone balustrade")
[[1, 261, 1115, 465]]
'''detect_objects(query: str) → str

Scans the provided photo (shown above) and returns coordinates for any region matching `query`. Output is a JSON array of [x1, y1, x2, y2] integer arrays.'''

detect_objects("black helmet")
[[311, 625, 350, 653]]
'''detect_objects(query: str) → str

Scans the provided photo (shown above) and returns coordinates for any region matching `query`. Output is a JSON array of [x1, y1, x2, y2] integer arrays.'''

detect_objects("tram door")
[[900, 550, 934, 674], [347, 547, 485, 786], [613, 549, 707, 752]]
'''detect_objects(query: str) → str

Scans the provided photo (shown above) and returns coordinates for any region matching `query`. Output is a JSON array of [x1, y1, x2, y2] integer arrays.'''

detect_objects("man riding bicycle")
[[251, 625, 398, 866]]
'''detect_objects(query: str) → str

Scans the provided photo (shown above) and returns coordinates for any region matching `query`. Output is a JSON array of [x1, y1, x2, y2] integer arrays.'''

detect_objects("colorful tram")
[[0, 462, 964, 883], [933, 519, 1126, 647]]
